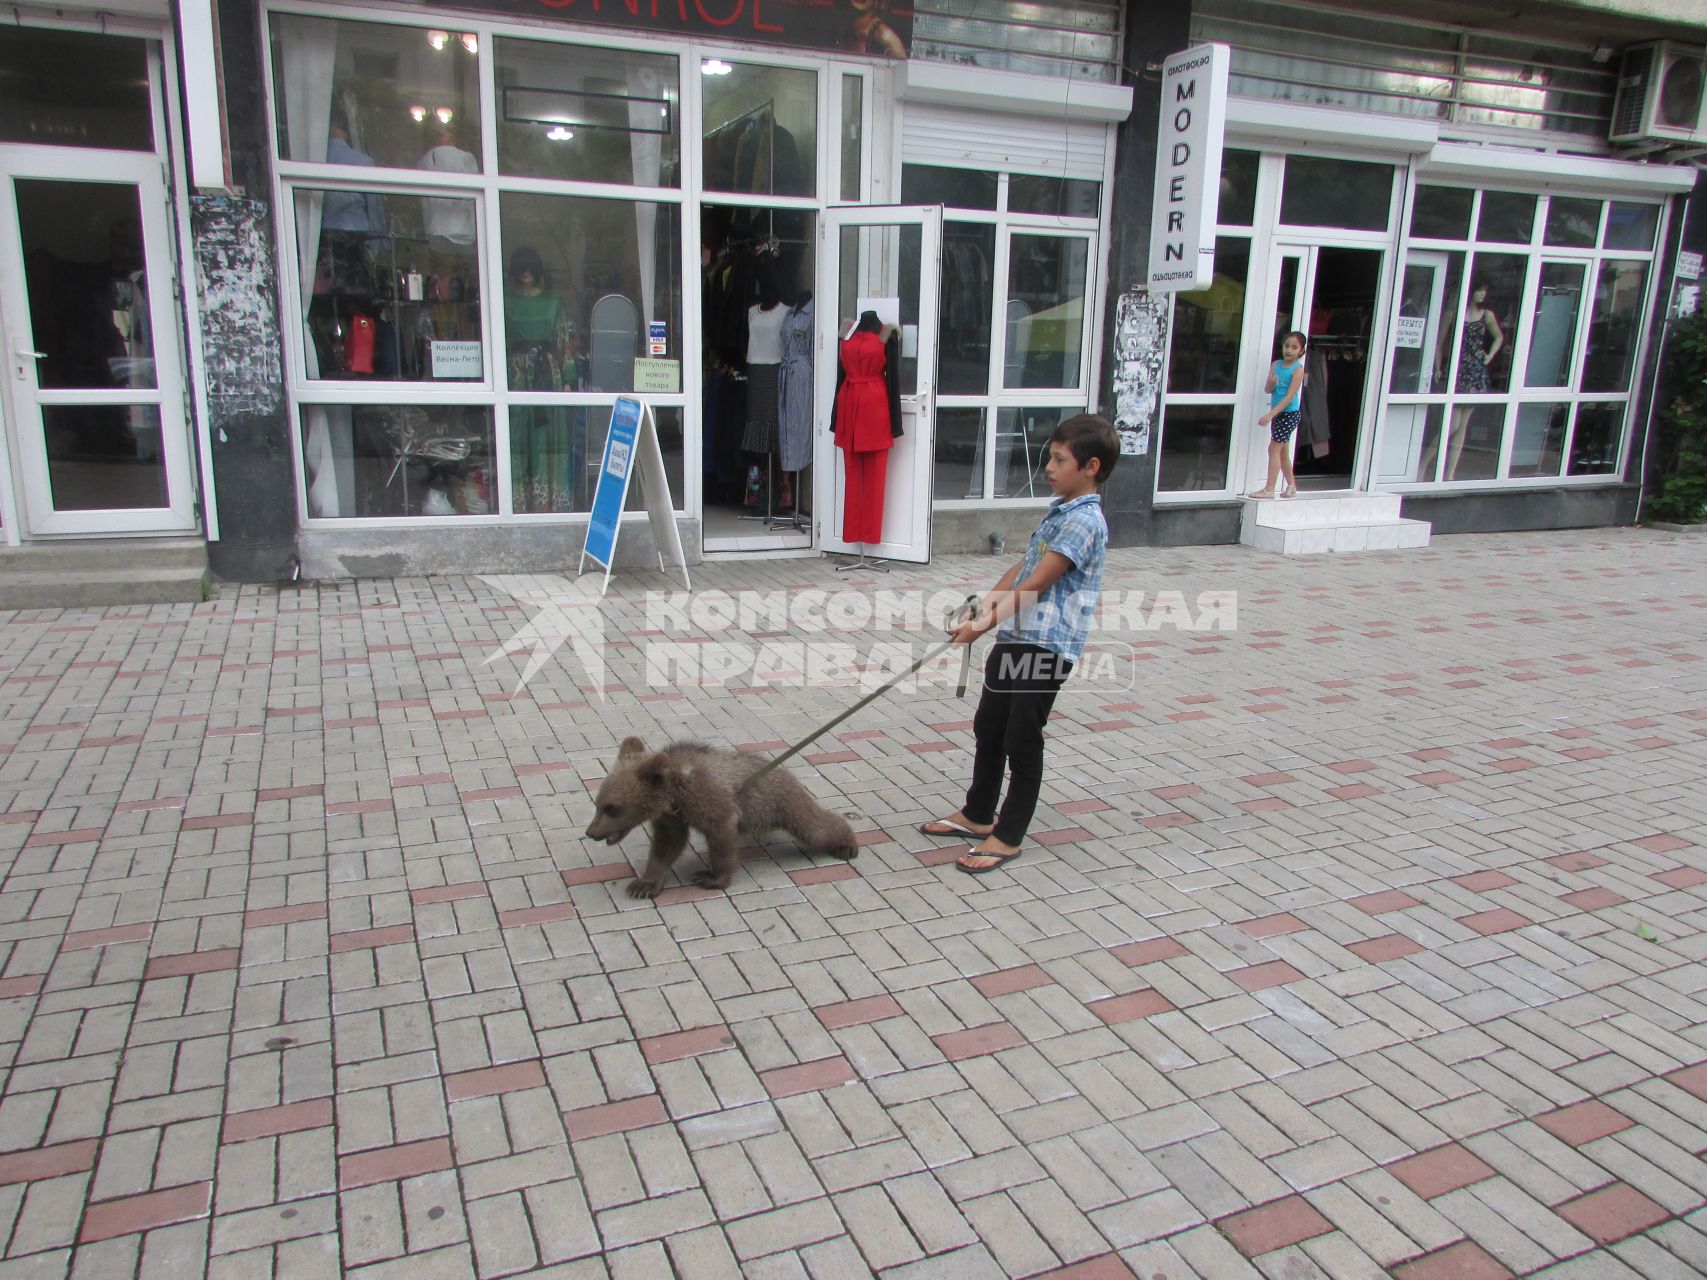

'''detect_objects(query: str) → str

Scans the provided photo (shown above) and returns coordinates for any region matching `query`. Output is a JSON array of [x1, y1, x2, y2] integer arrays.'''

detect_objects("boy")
[[922, 413, 1118, 874]]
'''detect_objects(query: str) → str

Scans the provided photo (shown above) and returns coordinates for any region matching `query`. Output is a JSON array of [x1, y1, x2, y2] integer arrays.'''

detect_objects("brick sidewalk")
[[1, 528, 1705, 1278]]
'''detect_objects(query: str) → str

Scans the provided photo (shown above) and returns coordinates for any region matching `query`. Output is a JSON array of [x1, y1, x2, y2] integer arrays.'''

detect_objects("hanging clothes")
[[1299, 348, 1331, 459], [777, 297, 814, 472], [832, 328, 901, 544], [741, 301, 789, 452]]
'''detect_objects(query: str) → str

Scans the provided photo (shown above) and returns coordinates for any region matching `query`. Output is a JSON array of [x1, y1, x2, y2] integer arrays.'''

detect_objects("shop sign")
[[580, 397, 691, 594], [430, 340, 484, 378], [450, 0, 914, 59], [1147, 43, 1229, 293], [1679, 250, 1702, 282], [1394, 315, 1426, 349]]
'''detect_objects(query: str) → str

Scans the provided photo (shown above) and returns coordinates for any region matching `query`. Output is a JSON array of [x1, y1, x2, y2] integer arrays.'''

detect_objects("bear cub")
[[584, 737, 859, 898]]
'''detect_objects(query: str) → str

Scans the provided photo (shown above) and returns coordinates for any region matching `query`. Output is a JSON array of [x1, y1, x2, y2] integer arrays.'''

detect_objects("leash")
[[735, 594, 981, 796]]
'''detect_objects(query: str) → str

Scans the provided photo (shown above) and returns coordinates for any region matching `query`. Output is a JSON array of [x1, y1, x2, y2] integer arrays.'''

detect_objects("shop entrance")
[[816, 204, 941, 565], [1245, 242, 1382, 493], [0, 150, 198, 536], [700, 208, 817, 553]]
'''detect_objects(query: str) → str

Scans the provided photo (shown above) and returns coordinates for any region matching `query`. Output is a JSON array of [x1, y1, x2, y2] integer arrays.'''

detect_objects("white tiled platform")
[[1239, 488, 1431, 555]]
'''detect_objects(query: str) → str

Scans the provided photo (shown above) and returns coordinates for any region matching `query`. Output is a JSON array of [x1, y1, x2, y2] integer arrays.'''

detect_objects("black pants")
[[963, 642, 1073, 846]]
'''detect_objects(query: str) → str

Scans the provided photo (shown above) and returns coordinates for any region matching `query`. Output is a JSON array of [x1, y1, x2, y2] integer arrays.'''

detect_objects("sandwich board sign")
[[578, 396, 691, 594]]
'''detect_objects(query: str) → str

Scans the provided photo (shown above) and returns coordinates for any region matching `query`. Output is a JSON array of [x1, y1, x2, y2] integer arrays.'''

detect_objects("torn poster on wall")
[[192, 196, 282, 419], [1112, 288, 1169, 457]]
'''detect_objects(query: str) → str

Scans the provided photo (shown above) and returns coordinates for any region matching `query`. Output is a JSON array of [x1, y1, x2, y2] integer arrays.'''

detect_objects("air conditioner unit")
[[1610, 41, 1707, 147]]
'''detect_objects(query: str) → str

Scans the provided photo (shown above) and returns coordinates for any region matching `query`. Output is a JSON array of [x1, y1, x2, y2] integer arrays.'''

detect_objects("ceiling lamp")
[[460, 33, 479, 54], [426, 30, 449, 50], [435, 107, 454, 124], [409, 105, 427, 122], [701, 59, 732, 76], [546, 126, 574, 141]]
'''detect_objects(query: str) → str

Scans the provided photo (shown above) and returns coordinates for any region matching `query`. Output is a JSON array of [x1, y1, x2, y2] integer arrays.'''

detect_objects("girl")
[[1245, 330, 1308, 500]]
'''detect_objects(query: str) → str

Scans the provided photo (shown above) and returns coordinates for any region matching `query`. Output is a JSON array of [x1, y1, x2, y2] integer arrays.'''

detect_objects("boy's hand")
[[947, 611, 995, 646]]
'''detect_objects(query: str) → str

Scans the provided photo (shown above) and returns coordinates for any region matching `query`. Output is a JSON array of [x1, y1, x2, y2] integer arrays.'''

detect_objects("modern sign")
[[1147, 43, 1230, 293], [451, 0, 913, 59], [579, 397, 690, 594]]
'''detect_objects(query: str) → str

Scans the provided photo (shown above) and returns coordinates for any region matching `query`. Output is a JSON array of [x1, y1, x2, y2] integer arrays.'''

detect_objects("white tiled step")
[[1249, 518, 1431, 555], [1244, 492, 1403, 526]]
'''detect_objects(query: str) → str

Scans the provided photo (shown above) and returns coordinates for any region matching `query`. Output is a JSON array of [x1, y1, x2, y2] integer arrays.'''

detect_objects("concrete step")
[[1249, 517, 1432, 556], [0, 541, 208, 609]]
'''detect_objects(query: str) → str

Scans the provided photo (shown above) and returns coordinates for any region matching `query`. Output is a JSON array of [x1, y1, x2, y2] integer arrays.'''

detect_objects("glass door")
[[1237, 244, 1311, 494], [0, 149, 196, 535], [815, 204, 941, 563]]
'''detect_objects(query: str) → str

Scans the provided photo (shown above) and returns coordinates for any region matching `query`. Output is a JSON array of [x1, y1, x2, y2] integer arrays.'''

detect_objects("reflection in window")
[[0, 26, 153, 150], [271, 14, 483, 171], [1544, 197, 1600, 248], [702, 62, 815, 198], [44, 406, 167, 511], [1280, 157, 1391, 231], [1389, 252, 1462, 396], [1004, 236, 1087, 389], [994, 409, 1068, 498], [1376, 403, 1444, 483], [1009, 176, 1100, 217], [940, 224, 996, 395], [1442, 403, 1504, 481], [1604, 203, 1658, 252], [901, 164, 997, 210], [1509, 403, 1568, 478], [1217, 150, 1258, 226], [1411, 186, 1473, 240], [1157, 405, 1234, 492], [494, 40, 677, 187], [301, 405, 493, 518], [933, 408, 984, 500], [1569, 404, 1622, 475], [1169, 238, 1249, 395], [841, 75, 863, 201], [295, 189, 482, 384], [1476, 191, 1535, 244], [1525, 263, 1584, 388], [1581, 261, 1647, 393], [499, 192, 682, 397]]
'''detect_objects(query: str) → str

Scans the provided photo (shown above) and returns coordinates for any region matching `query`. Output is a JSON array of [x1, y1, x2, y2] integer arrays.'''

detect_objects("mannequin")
[[1446, 278, 1504, 480], [776, 290, 815, 520], [831, 310, 902, 568], [741, 278, 789, 512]]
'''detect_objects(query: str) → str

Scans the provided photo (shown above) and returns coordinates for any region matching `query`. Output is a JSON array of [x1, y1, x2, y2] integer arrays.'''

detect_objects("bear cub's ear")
[[617, 736, 647, 763], [636, 754, 674, 790]]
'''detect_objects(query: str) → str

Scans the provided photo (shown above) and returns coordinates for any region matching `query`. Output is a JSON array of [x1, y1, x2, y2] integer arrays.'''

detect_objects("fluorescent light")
[[546, 126, 573, 141]]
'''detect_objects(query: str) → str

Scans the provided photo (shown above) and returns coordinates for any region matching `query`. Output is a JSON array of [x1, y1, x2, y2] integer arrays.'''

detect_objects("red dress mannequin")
[[833, 322, 896, 544]]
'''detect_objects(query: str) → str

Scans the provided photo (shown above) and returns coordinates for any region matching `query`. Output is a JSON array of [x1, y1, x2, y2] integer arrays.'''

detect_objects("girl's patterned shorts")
[[1270, 410, 1301, 443]]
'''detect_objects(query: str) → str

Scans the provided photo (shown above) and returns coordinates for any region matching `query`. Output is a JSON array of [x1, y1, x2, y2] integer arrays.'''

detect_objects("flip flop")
[[956, 849, 1023, 875], [919, 819, 992, 838]]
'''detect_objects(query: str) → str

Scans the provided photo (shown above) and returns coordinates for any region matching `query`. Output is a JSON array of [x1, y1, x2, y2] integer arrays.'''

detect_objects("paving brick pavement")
[[0, 527, 1705, 1277]]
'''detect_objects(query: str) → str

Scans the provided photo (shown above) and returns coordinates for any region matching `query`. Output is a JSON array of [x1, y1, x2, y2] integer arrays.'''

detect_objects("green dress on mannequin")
[[505, 252, 585, 512]]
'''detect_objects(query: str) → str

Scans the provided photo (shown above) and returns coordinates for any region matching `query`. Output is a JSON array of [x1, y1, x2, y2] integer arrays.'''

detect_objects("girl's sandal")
[[1280, 486, 1297, 499], [1243, 489, 1275, 499]]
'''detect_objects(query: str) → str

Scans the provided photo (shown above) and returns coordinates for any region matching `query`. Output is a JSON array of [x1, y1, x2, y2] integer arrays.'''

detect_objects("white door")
[[1238, 244, 1312, 494], [815, 205, 942, 564], [0, 147, 197, 534], [1378, 249, 1450, 482]]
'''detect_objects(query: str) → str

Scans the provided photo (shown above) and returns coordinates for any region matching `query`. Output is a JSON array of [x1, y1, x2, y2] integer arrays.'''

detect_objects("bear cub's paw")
[[626, 878, 662, 900]]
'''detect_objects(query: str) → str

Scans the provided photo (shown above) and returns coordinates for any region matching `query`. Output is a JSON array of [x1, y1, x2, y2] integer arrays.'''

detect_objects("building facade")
[[0, 0, 1701, 591]]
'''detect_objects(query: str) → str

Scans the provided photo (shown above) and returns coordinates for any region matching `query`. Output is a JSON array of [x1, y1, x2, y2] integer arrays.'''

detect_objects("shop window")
[[1441, 403, 1504, 481], [516, 403, 683, 514], [1389, 251, 1463, 396], [1544, 198, 1600, 249], [300, 405, 494, 518], [1157, 406, 1235, 493], [1169, 238, 1250, 395], [1010, 176, 1101, 217], [933, 408, 985, 500], [1411, 186, 1473, 240], [1476, 191, 1535, 244], [1279, 157, 1391, 231], [1604, 202, 1659, 252], [1217, 150, 1258, 227], [993, 409, 1071, 498], [0, 26, 153, 151], [494, 40, 678, 188], [1004, 236, 1088, 389], [293, 188, 483, 384], [840, 75, 863, 202], [1580, 261, 1648, 393], [901, 164, 997, 211], [701, 62, 816, 199], [1524, 263, 1585, 388], [1461, 253, 1525, 395], [1377, 404, 1444, 483], [940, 224, 997, 395], [1508, 403, 1568, 478], [1568, 404, 1622, 475], [499, 193, 682, 399], [271, 15, 483, 172]]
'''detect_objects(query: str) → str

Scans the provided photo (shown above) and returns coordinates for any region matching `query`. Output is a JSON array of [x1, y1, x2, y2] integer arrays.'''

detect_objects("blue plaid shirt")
[[997, 492, 1107, 664]]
